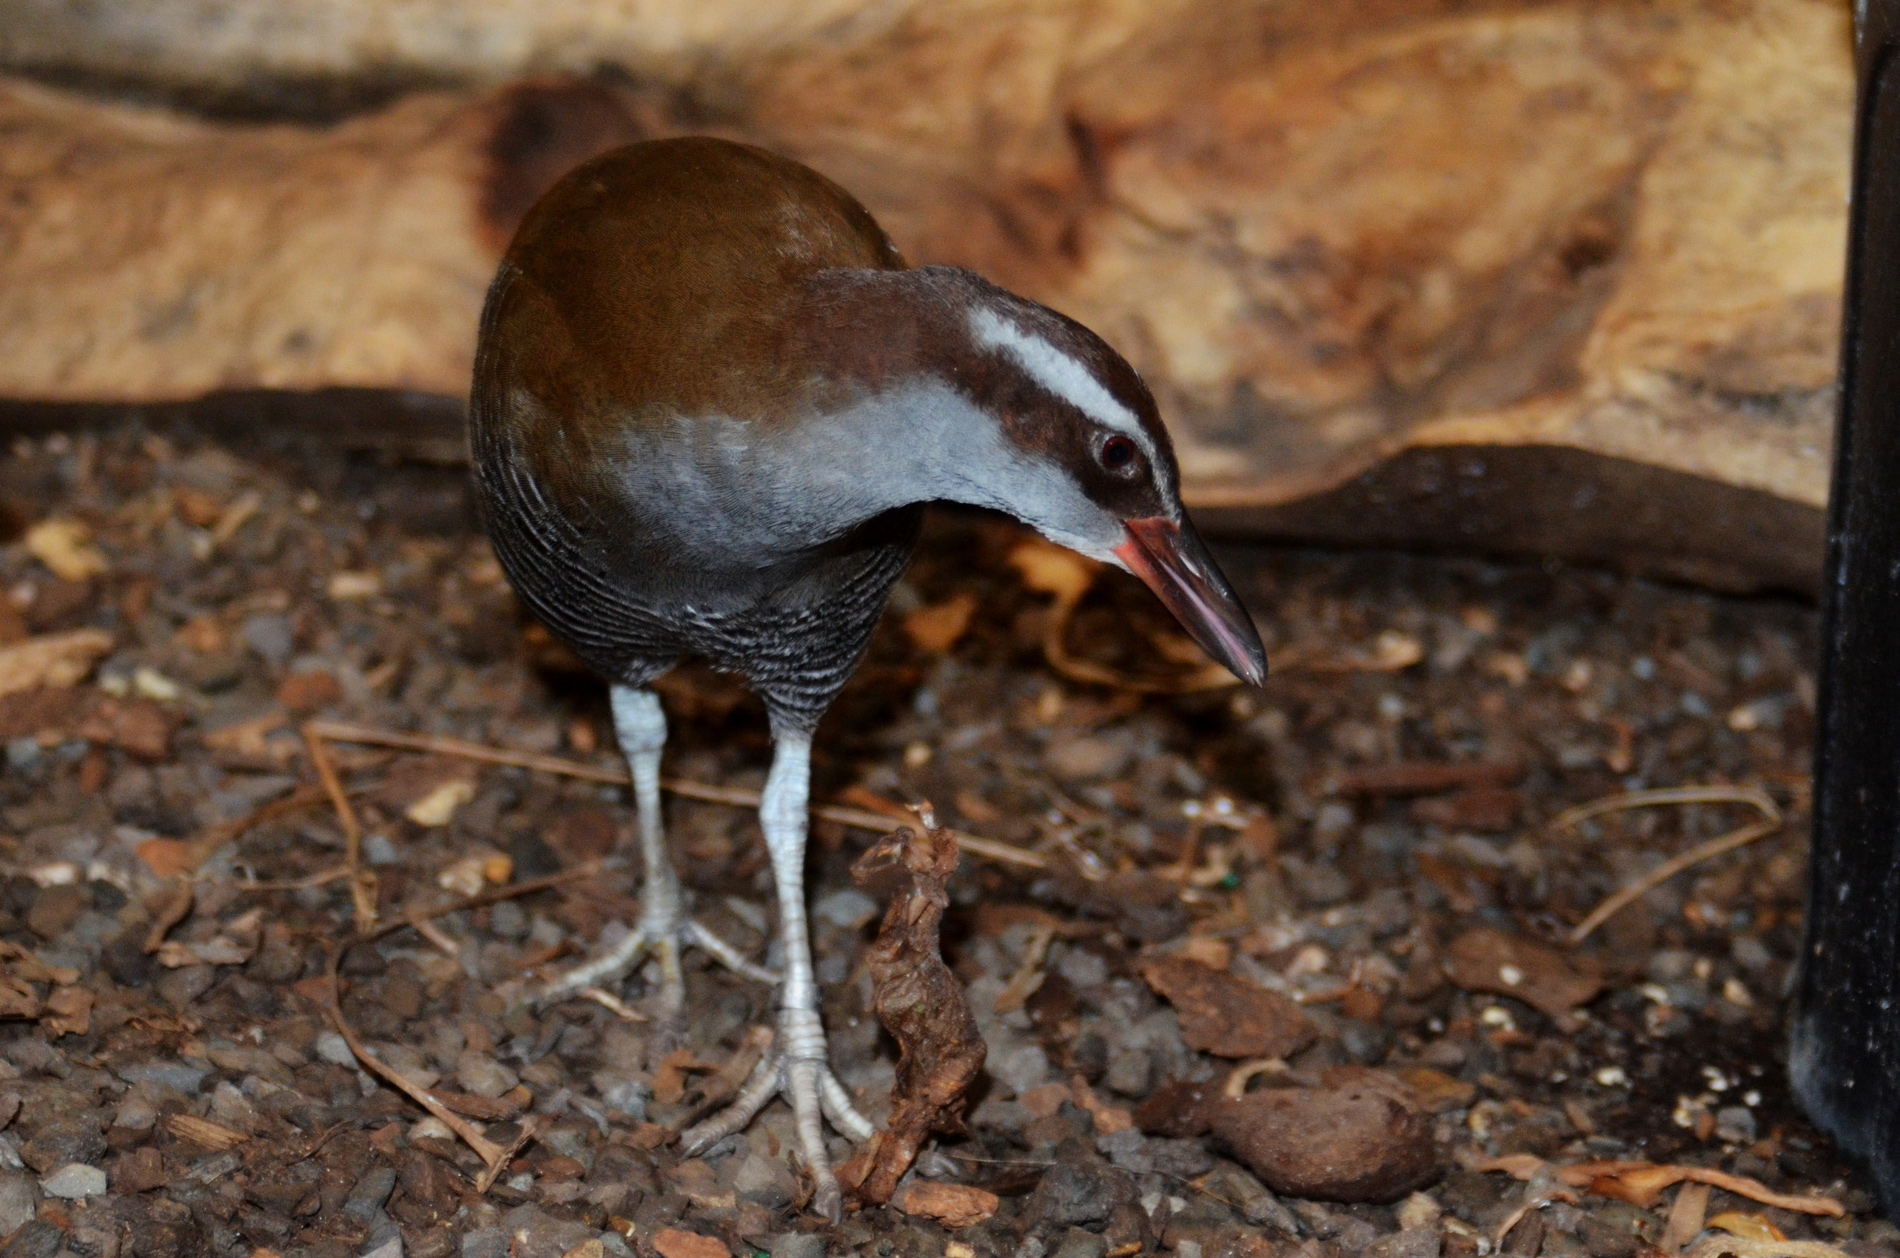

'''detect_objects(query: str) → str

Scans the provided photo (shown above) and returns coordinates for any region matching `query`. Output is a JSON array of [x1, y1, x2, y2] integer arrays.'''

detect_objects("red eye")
[[1100, 435, 1136, 470]]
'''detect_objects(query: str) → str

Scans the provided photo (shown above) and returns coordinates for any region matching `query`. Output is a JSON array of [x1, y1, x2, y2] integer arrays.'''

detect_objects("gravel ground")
[[0, 424, 1880, 1258]]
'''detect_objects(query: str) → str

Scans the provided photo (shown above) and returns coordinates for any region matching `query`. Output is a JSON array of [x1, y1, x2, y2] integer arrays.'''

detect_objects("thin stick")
[[366, 861, 608, 944], [301, 723, 377, 932], [1040, 589, 1236, 695], [1551, 785, 1779, 834], [320, 946, 508, 1171], [235, 866, 352, 893], [1563, 783, 1785, 945], [181, 783, 330, 873], [579, 986, 648, 1022], [1223, 1058, 1290, 1099], [305, 719, 1049, 869]]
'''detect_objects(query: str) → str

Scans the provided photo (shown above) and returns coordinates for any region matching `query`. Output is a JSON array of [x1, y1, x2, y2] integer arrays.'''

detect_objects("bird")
[[468, 135, 1266, 1219]]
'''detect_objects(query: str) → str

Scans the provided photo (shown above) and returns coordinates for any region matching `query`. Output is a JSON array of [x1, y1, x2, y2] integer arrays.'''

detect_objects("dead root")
[[836, 808, 987, 1207], [1558, 785, 1784, 944], [1009, 537, 1422, 693], [320, 943, 538, 1191], [303, 719, 1045, 870]]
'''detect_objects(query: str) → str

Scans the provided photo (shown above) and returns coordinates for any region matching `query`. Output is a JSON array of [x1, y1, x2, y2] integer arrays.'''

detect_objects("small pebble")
[[0, 1169, 37, 1234], [455, 1051, 519, 1098], [40, 1163, 106, 1199], [812, 887, 879, 930]]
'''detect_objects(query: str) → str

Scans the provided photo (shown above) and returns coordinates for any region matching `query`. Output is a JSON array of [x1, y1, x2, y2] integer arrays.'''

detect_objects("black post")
[[1791, 0, 1900, 1214]]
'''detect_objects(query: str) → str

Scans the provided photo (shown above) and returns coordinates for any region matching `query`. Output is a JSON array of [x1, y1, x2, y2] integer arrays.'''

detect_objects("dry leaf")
[[172, 486, 222, 527], [904, 592, 979, 653], [1443, 927, 1602, 1018], [894, 1180, 1000, 1228], [1140, 955, 1317, 1059], [1708, 1213, 1787, 1242], [1685, 1240, 1853, 1258], [25, 520, 109, 582], [174, 615, 228, 654], [328, 570, 383, 600], [0, 628, 113, 696], [1480, 1156, 1842, 1217], [437, 850, 510, 897], [836, 817, 986, 1207], [155, 909, 263, 968], [650, 1229, 726, 1258], [132, 843, 187, 881], [406, 778, 477, 827], [377, 755, 480, 827], [41, 985, 92, 1037], [1008, 539, 1095, 603], [1663, 1182, 1712, 1254], [0, 977, 39, 1020], [1069, 1075, 1132, 1134], [0, 940, 79, 986]]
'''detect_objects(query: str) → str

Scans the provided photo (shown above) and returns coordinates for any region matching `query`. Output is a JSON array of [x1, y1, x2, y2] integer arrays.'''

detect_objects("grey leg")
[[680, 730, 875, 1221], [538, 686, 775, 1014]]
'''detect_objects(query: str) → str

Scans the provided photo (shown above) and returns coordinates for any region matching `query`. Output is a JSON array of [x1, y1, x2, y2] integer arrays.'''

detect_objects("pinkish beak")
[[1112, 516, 1267, 685]]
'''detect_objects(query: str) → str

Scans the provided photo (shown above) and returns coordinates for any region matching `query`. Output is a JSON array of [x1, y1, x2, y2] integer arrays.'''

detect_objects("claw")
[[537, 915, 773, 1015], [677, 1017, 874, 1222]]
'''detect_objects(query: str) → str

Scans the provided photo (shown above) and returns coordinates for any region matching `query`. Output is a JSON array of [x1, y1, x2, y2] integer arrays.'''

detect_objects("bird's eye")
[[1100, 435, 1136, 470]]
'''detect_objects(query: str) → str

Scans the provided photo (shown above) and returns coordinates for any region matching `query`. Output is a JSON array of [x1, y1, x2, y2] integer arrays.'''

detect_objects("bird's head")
[[815, 266, 1267, 686]]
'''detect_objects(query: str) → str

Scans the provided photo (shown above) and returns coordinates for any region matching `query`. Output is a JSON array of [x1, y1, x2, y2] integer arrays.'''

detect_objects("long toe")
[[537, 915, 772, 1006], [676, 1039, 876, 1222]]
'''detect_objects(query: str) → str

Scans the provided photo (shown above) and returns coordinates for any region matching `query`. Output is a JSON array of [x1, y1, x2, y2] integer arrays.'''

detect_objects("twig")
[[992, 926, 1055, 1015], [305, 719, 1048, 869], [409, 915, 464, 958], [301, 722, 377, 932], [1560, 786, 1784, 944], [1684, 1239, 1851, 1258], [295, 1121, 350, 1162], [142, 879, 194, 953], [1551, 784, 1780, 833], [579, 986, 648, 1022], [473, 1120, 539, 1194], [319, 946, 516, 1185], [236, 865, 352, 893], [365, 861, 608, 944], [1223, 1058, 1290, 1099], [179, 782, 330, 874]]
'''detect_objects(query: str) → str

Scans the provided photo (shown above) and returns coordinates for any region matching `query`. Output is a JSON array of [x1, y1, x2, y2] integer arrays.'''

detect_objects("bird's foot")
[[679, 1006, 876, 1221], [537, 913, 777, 1018]]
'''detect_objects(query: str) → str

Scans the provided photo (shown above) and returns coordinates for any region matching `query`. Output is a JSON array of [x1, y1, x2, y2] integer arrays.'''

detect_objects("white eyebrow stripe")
[[968, 308, 1162, 467]]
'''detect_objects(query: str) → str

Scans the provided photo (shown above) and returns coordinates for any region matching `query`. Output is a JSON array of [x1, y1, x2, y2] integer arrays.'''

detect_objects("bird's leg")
[[537, 686, 775, 1019], [680, 730, 876, 1221]]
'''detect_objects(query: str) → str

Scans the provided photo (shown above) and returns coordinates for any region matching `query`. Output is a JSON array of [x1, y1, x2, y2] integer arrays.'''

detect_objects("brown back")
[[479, 137, 906, 519]]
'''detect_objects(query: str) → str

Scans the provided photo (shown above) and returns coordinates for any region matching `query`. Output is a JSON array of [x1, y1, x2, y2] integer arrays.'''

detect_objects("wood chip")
[[904, 592, 978, 653], [894, 1179, 1000, 1228], [165, 1113, 249, 1151], [0, 628, 113, 695], [25, 520, 109, 582]]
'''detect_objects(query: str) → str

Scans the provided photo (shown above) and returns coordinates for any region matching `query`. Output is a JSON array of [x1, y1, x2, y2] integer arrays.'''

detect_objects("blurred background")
[[0, 0, 1851, 594]]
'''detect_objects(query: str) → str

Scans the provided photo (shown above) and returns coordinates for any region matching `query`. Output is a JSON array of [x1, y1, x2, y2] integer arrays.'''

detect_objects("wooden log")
[[0, 0, 1851, 591]]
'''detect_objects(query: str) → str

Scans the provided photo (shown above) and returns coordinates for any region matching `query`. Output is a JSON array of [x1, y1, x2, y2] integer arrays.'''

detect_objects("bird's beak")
[[1113, 516, 1268, 685]]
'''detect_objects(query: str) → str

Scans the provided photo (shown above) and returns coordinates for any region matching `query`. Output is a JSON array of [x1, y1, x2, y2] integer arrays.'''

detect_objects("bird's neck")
[[621, 381, 1010, 566]]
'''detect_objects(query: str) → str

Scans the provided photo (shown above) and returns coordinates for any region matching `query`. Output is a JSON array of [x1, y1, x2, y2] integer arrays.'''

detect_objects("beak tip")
[[1230, 639, 1269, 687]]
